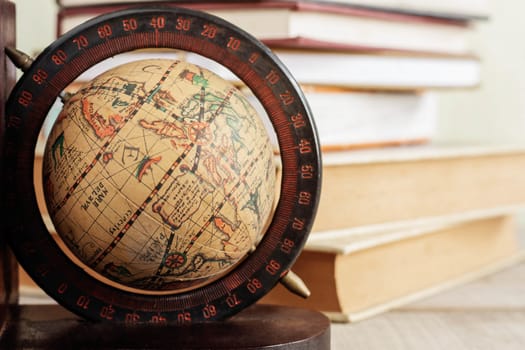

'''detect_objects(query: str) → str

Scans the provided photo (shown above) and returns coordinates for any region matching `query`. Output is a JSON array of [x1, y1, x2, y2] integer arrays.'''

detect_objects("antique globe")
[[42, 59, 277, 292]]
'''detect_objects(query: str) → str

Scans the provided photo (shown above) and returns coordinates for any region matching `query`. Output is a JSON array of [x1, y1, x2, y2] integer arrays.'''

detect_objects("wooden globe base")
[[0, 304, 331, 349]]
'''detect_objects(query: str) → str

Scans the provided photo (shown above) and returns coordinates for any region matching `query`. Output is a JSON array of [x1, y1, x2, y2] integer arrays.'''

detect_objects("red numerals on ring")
[[201, 24, 217, 38], [98, 24, 113, 38], [122, 18, 138, 31]]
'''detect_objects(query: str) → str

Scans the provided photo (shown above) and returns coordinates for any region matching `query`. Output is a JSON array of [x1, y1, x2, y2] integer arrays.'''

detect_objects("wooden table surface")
[[18, 260, 525, 349], [331, 260, 525, 349]]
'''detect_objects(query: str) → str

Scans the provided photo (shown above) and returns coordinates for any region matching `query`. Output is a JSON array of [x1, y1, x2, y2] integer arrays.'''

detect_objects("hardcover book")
[[310, 144, 525, 236], [260, 215, 522, 322]]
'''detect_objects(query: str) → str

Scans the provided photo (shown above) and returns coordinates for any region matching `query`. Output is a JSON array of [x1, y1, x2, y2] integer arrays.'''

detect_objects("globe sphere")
[[42, 59, 276, 291]]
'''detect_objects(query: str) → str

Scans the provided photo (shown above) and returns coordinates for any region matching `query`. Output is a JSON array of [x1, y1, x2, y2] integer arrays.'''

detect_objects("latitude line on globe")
[[90, 88, 236, 269], [49, 61, 181, 216]]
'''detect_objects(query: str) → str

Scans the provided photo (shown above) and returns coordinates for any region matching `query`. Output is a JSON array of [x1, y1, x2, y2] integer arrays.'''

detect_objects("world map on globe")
[[42, 58, 277, 291]]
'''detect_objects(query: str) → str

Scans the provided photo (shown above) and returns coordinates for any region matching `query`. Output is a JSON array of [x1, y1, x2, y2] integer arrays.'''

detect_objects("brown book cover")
[[0, 0, 19, 332]]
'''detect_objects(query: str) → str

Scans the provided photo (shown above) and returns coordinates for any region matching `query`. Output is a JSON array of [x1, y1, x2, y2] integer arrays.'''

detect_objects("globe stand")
[[1, 3, 328, 348], [0, 303, 330, 349]]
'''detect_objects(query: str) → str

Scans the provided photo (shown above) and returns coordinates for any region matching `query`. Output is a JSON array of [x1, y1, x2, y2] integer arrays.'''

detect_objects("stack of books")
[[54, 0, 484, 151], [41, 0, 525, 323], [262, 144, 525, 322]]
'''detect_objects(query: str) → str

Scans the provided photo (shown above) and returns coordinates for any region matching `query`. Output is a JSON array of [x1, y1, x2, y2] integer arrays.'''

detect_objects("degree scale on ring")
[[5, 47, 75, 103], [4, 6, 321, 324], [6, 34, 311, 301]]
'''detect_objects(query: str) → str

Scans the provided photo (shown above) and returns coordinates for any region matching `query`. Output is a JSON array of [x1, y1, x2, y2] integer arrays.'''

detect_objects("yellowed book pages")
[[312, 144, 525, 234], [259, 215, 521, 322]]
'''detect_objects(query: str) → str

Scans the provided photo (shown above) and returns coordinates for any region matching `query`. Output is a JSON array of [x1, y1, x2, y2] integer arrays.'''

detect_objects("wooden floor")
[[331, 261, 525, 349]]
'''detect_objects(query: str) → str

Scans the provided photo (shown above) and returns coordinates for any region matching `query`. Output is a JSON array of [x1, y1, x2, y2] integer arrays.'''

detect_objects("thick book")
[[259, 215, 523, 322], [57, 1, 475, 55], [309, 143, 525, 236], [246, 87, 438, 151]]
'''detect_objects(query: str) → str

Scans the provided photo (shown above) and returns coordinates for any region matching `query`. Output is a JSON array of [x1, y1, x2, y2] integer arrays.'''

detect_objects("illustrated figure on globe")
[[42, 59, 277, 291]]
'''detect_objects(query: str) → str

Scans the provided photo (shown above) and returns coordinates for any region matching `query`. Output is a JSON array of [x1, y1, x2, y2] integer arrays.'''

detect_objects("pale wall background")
[[436, 0, 525, 144], [13, 0, 57, 57], [12, 0, 525, 144]]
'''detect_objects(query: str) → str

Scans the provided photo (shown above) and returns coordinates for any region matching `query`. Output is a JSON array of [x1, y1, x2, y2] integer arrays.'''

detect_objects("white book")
[[246, 87, 438, 151], [68, 49, 481, 90]]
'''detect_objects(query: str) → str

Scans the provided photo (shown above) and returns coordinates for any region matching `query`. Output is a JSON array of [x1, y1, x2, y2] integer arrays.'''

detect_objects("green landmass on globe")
[[42, 59, 276, 291]]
